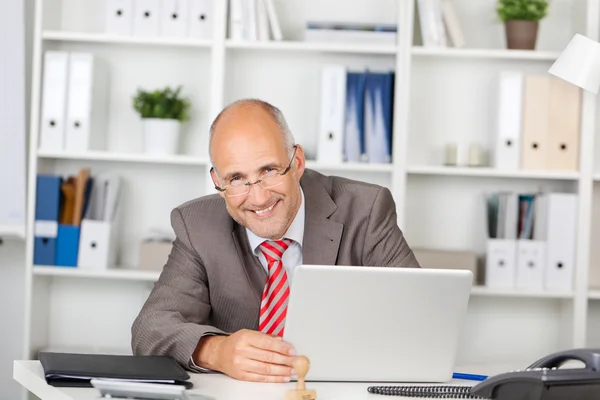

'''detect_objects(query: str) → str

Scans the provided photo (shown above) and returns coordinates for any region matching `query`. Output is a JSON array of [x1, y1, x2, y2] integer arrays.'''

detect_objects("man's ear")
[[294, 145, 306, 178], [210, 168, 226, 199]]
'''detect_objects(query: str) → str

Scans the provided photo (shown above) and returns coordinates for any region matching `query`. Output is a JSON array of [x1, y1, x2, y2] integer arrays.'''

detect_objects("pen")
[[452, 372, 488, 381]]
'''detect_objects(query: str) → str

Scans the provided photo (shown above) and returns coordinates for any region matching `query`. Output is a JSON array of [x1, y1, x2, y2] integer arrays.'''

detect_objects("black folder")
[[39, 352, 193, 389]]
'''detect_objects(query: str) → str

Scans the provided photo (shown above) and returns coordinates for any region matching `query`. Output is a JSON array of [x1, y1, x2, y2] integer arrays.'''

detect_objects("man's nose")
[[247, 182, 271, 205]]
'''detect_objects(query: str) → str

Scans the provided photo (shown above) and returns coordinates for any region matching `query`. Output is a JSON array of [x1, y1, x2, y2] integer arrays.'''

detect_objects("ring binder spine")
[[366, 385, 486, 398]]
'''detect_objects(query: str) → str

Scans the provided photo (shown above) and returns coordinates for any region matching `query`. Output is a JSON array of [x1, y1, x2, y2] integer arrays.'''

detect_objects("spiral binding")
[[367, 385, 489, 398]]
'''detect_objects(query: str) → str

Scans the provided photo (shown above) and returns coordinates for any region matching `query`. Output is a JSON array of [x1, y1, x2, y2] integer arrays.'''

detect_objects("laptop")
[[282, 265, 473, 383]]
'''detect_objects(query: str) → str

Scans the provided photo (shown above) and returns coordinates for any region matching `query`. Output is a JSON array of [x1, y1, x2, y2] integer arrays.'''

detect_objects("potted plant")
[[133, 86, 191, 155], [497, 0, 548, 50]]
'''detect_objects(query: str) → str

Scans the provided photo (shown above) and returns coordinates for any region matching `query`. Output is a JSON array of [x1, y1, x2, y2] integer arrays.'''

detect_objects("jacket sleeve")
[[131, 207, 227, 368], [362, 187, 421, 268]]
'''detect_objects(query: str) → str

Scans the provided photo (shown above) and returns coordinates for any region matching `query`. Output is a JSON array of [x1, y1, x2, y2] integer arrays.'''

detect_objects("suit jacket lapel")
[[231, 224, 266, 303], [301, 172, 343, 265]]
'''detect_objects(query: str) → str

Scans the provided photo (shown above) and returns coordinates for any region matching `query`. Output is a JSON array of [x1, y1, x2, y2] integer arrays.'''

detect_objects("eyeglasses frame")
[[211, 145, 298, 197]]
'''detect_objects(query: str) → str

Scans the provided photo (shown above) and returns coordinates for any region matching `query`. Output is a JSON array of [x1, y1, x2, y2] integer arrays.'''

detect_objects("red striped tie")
[[258, 239, 292, 336]]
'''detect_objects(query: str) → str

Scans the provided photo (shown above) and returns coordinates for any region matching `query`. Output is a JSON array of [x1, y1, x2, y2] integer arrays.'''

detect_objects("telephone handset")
[[367, 348, 600, 399]]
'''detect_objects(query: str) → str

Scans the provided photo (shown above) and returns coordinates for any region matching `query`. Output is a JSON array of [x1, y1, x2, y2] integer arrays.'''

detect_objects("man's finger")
[[244, 346, 296, 367], [241, 359, 294, 377], [249, 332, 296, 355]]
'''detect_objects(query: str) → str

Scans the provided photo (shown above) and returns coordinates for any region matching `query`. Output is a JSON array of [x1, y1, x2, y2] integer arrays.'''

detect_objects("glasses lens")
[[260, 174, 284, 189], [226, 185, 249, 197]]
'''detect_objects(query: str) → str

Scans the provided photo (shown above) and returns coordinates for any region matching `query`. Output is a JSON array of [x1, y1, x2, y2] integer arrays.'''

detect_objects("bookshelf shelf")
[[37, 150, 211, 166], [225, 40, 397, 55], [593, 174, 600, 181], [411, 46, 561, 61], [305, 161, 393, 172], [470, 286, 574, 299], [406, 165, 580, 180], [33, 266, 160, 282], [42, 31, 213, 48]]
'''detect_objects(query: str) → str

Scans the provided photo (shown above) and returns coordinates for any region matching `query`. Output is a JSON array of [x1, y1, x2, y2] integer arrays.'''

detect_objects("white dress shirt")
[[245, 189, 305, 284]]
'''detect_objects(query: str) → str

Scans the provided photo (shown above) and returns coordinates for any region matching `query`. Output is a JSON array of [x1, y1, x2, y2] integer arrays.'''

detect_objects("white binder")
[[485, 239, 517, 288], [515, 240, 546, 290], [105, 0, 134, 35], [229, 0, 244, 40], [544, 193, 577, 292], [188, 0, 213, 39], [39, 51, 69, 151], [494, 71, 523, 170], [160, 0, 190, 37], [316, 66, 346, 163], [133, 0, 160, 37], [78, 220, 118, 270], [65, 53, 110, 152]]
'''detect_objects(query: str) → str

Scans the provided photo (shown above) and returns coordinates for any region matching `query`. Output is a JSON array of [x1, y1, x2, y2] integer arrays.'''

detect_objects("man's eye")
[[230, 176, 242, 183]]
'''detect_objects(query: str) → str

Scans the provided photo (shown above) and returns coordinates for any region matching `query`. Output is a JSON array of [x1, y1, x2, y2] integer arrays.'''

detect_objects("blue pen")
[[452, 372, 488, 381]]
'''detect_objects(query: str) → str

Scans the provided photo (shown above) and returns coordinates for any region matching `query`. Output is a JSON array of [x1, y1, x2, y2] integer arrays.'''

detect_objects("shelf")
[[33, 266, 160, 281], [411, 46, 561, 61], [471, 286, 573, 299], [37, 150, 210, 166], [226, 40, 396, 55], [593, 174, 600, 182], [305, 160, 393, 172], [42, 30, 213, 48], [406, 165, 580, 180]]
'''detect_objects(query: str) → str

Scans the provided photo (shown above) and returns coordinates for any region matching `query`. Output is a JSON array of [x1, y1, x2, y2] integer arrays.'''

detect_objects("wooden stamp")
[[285, 356, 317, 400]]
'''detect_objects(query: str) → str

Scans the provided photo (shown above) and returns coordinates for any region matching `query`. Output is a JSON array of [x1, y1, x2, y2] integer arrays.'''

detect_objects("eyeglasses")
[[212, 145, 297, 197]]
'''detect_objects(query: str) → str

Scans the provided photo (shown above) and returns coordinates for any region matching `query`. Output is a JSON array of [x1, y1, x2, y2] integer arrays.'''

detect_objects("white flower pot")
[[142, 118, 181, 155]]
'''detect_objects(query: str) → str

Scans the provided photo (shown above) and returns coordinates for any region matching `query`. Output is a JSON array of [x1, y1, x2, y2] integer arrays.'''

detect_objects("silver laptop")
[[282, 265, 473, 382]]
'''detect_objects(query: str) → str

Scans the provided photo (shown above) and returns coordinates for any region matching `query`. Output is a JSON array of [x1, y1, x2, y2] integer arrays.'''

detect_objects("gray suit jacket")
[[131, 169, 420, 367]]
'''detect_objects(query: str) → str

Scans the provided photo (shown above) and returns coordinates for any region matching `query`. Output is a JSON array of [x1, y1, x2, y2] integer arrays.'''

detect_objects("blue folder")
[[33, 175, 62, 266]]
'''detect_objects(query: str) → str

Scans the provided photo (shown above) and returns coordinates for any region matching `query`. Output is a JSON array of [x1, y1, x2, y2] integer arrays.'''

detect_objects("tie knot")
[[259, 239, 292, 262]]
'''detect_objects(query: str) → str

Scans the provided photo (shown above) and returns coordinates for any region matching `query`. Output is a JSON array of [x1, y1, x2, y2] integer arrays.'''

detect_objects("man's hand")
[[194, 329, 296, 382]]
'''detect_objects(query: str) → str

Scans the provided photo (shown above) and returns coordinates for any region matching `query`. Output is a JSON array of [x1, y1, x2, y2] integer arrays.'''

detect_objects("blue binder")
[[344, 72, 366, 162], [56, 225, 80, 267], [34, 175, 62, 265]]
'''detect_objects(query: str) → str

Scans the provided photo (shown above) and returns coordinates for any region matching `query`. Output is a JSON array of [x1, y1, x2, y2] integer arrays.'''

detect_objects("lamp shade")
[[548, 34, 600, 94]]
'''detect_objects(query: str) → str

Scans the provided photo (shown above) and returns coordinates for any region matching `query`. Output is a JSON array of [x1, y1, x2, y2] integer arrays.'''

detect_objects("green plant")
[[497, 0, 548, 22], [132, 86, 191, 122]]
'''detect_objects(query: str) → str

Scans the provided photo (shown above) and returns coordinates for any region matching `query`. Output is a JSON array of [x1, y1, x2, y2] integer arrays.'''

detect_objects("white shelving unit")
[[22, 0, 600, 375]]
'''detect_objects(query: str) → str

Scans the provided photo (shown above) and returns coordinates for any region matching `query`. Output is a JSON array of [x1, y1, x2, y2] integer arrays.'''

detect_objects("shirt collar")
[[246, 188, 305, 256]]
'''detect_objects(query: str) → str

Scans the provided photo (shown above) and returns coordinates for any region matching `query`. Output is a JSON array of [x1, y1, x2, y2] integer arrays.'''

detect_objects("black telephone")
[[367, 348, 600, 399]]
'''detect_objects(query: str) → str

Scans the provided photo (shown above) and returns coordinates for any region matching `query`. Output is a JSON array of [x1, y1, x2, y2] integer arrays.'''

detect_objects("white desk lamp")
[[548, 34, 600, 94]]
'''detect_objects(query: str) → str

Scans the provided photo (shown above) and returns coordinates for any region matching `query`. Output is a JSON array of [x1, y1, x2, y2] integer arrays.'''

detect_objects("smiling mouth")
[[252, 200, 279, 217]]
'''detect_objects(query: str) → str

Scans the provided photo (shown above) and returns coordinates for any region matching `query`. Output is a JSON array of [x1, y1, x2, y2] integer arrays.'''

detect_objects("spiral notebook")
[[367, 385, 485, 398]]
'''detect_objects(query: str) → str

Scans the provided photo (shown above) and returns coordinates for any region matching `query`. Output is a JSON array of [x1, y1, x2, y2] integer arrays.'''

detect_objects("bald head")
[[209, 99, 295, 166]]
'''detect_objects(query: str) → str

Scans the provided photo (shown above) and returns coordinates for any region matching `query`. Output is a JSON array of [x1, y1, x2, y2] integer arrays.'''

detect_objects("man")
[[131, 99, 420, 383]]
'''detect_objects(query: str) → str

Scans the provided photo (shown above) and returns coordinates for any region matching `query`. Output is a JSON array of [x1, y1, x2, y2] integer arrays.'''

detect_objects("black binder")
[[39, 352, 193, 389]]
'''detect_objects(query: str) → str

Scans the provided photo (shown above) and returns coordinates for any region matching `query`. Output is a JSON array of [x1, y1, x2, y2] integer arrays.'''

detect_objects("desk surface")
[[13, 360, 507, 400]]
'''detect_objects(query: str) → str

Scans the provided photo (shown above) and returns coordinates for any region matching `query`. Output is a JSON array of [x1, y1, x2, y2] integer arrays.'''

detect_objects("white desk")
[[13, 360, 493, 400]]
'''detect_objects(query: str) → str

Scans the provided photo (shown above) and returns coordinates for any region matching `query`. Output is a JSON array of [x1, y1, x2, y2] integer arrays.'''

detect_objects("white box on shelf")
[[39, 51, 69, 151], [515, 240, 546, 290], [544, 193, 577, 292], [77, 220, 118, 270], [106, 0, 134, 35], [188, 0, 214, 39], [494, 71, 523, 170], [64, 53, 110, 152], [485, 239, 517, 288], [160, 0, 190, 38], [133, 0, 160, 37], [316, 65, 346, 164]]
